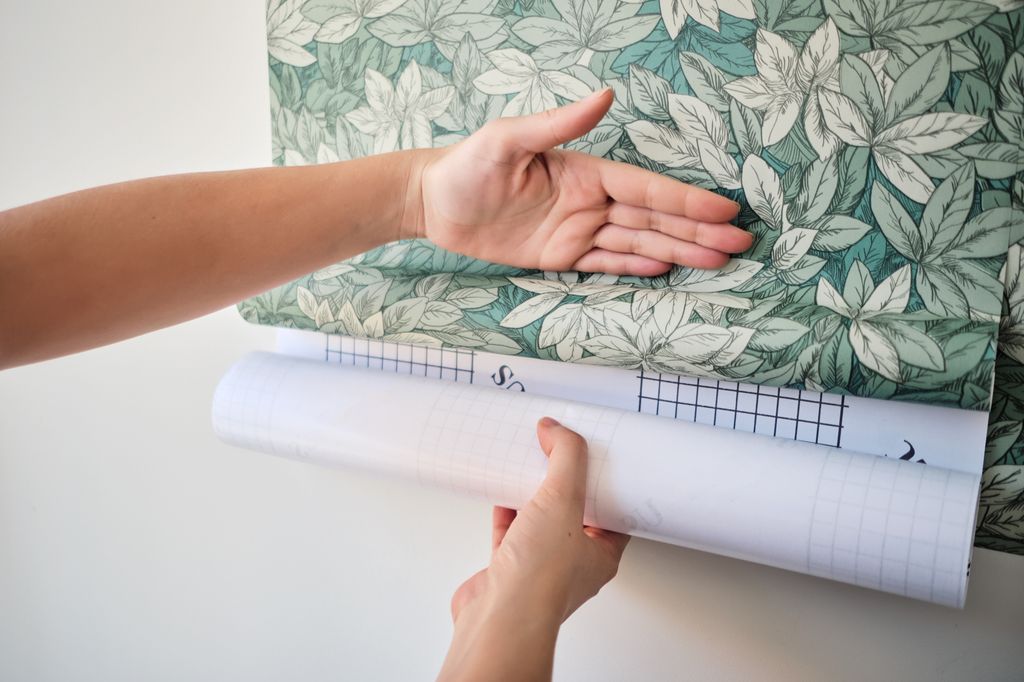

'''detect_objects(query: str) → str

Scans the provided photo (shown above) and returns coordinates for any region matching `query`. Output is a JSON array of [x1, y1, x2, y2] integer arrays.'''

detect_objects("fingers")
[[572, 249, 672, 276], [585, 526, 631, 559], [536, 417, 588, 523], [599, 159, 741, 223], [593, 224, 730, 269], [607, 203, 753, 254], [492, 507, 516, 553], [496, 88, 614, 154]]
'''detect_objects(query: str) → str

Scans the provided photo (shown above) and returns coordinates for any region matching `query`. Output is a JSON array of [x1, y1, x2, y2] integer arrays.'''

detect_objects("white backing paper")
[[213, 352, 979, 607]]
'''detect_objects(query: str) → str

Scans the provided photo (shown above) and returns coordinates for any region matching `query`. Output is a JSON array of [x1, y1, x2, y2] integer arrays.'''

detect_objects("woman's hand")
[[0, 88, 752, 368], [438, 418, 629, 682], [413, 88, 752, 277]]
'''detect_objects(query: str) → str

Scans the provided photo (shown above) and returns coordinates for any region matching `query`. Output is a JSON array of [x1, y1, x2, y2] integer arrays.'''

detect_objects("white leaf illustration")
[[383, 297, 427, 332], [420, 301, 464, 328], [581, 334, 643, 367], [297, 286, 318, 319], [819, 90, 871, 146], [540, 71, 592, 100], [626, 121, 699, 168], [717, 0, 755, 19], [668, 94, 729, 148], [804, 93, 841, 159], [663, 323, 735, 362], [875, 112, 988, 154], [485, 48, 538, 78], [315, 12, 361, 43], [850, 320, 901, 381], [754, 29, 797, 90], [658, 0, 688, 36], [512, 17, 578, 45], [679, 0, 720, 31], [873, 147, 936, 204], [795, 18, 840, 91], [697, 140, 741, 189], [669, 259, 762, 291], [816, 278, 852, 318], [539, 303, 585, 348], [741, 155, 784, 228], [500, 292, 567, 328], [772, 227, 817, 270], [860, 265, 911, 318], [723, 76, 774, 109], [364, 69, 395, 111], [762, 95, 801, 145], [445, 287, 498, 310], [507, 276, 569, 294], [267, 0, 318, 66], [474, 69, 533, 95]]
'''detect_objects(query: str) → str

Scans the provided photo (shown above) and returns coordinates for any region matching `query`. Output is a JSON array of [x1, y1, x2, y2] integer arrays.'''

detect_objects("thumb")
[[505, 87, 613, 153], [536, 417, 589, 522]]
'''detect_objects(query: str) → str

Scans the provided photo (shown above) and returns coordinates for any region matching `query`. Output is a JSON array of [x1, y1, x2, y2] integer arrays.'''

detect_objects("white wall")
[[1, 2, 1022, 680]]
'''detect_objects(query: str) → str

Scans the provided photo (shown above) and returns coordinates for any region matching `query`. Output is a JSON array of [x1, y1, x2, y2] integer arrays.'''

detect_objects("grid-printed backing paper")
[[213, 351, 976, 607], [323, 336, 850, 447], [637, 370, 848, 447], [326, 336, 475, 383]]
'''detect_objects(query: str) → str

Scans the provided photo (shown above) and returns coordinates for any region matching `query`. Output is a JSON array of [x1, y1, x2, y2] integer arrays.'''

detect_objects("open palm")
[[417, 89, 752, 277]]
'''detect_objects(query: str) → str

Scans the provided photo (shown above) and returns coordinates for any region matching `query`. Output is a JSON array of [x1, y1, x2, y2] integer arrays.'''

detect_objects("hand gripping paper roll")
[[212, 352, 979, 607]]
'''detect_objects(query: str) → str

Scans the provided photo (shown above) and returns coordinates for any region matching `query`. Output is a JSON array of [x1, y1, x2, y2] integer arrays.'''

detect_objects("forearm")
[[0, 150, 430, 368], [439, 592, 560, 682]]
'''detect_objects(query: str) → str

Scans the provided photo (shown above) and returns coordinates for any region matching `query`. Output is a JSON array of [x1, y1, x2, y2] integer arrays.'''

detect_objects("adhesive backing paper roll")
[[212, 352, 979, 607]]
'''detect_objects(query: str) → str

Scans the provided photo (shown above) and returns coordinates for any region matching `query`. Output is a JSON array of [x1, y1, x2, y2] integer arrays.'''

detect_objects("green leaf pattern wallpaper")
[[249, 0, 1024, 553]]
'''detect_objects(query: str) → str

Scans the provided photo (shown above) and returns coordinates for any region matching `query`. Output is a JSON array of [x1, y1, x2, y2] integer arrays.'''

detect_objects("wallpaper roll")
[[213, 352, 979, 607], [250, 0, 1024, 553]]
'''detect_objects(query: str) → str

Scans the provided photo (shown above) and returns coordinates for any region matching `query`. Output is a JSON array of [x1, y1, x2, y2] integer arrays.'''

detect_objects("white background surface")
[[1, 2, 1022, 680]]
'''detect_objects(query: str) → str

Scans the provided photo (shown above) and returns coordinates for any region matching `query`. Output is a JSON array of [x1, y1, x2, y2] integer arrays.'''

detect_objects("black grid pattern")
[[637, 369, 847, 447], [325, 336, 475, 383]]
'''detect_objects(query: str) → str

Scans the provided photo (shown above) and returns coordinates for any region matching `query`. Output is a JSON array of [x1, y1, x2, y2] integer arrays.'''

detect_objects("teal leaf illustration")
[[1000, 52, 1024, 112], [678, 51, 732, 112], [921, 163, 976, 257], [626, 120, 699, 167], [872, 182, 924, 259], [746, 317, 810, 351], [812, 215, 873, 252], [886, 44, 951, 124], [790, 156, 839, 226], [697, 140, 742, 189], [730, 101, 762, 157], [875, 1, 995, 45], [819, 90, 871, 146], [741, 155, 785, 229], [629, 64, 673, 119], [960, 142, 1024, 180], [840, 54, 885, 131]]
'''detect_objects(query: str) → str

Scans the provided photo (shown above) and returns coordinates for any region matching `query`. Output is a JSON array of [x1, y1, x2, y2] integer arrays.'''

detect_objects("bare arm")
[[0, 90, 750, 369], [0, 154, 423, 367]]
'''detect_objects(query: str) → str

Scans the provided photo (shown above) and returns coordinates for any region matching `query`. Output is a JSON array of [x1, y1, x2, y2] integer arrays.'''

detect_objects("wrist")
[[440, 587, 561, 681], [397, 147, 440, 242]]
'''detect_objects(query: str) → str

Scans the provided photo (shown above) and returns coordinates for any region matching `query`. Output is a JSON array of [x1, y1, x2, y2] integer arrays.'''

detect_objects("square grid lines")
[[325, 335, 475, 383], [806, 451, 973, 605], [637, 370, 847, 447]]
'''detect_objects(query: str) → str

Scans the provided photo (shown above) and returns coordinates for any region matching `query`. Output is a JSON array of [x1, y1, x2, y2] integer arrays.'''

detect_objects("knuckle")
[[630, 228, 644, 255], [648, 209, 661, 232], [643, 177, 656, 210], [694, 221, 709, 246], [558, 429, 588, 454], [480, 118, 508, 137]]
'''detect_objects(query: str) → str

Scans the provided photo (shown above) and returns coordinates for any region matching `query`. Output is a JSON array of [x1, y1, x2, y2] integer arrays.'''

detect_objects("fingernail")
[[586, 87, 612, 101], [539, 416, 561, 428]]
